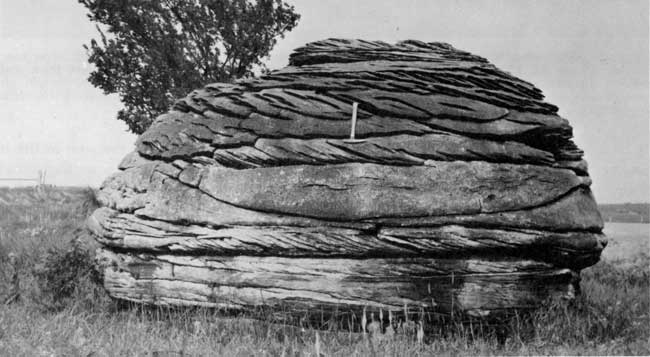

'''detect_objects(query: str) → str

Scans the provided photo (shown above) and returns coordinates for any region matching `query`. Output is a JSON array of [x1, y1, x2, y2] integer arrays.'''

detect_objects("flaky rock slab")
[[97, 248, 578, 318]]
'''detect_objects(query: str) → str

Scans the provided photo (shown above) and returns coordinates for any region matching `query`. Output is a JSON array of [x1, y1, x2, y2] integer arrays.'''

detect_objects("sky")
[[0, 0, 648, 204]]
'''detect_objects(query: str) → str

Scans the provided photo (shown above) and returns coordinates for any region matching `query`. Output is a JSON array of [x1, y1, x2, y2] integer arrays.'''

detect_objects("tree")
[[79, 0, 300, 134]]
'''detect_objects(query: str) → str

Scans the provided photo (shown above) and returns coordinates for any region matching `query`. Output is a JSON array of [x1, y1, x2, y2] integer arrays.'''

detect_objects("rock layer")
[[90, 39, 604, 322]]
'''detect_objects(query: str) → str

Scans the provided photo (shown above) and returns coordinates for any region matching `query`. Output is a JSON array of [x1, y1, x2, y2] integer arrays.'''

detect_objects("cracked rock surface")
[[90, 39, 605, 321]]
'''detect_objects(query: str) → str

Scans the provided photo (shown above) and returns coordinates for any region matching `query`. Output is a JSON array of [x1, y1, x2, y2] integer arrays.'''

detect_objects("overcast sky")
[[0, 0, 648, 203]]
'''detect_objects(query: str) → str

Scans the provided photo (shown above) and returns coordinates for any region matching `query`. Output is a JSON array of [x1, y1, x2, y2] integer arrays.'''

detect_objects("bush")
[[33, 233, 104, 311]]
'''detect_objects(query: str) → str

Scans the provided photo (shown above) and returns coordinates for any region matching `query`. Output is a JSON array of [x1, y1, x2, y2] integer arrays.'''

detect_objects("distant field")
[[599, 203, 650, 223], [602, 222, 649, 261], [0, 186, 91, 206], [0, 186, 648, 355]]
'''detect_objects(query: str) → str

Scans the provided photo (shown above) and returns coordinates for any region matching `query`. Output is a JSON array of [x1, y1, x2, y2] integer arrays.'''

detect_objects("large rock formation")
[[89, 39, 605, 321]]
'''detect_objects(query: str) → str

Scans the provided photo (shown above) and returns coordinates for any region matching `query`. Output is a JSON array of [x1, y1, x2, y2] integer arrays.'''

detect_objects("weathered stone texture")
[[90, 39, 604, 321]]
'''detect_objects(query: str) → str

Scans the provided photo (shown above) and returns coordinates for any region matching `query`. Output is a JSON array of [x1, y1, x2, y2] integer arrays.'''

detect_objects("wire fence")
[[0, 170, 47, 185]]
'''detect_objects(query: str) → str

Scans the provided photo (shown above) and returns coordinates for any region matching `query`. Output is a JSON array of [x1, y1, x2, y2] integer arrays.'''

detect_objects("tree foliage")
[[79, 0, 300, 134]]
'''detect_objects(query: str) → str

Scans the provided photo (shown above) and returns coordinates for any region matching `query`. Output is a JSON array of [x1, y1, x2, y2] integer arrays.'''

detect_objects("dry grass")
[[0, 186, 648, 356]]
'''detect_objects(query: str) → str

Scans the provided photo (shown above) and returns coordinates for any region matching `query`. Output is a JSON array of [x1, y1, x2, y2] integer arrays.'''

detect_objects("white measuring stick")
[[350, 102, 358, 140]]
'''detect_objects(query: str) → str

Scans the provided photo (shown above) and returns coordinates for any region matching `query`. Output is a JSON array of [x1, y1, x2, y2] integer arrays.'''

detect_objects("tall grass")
[[0, 186, 648, 356]]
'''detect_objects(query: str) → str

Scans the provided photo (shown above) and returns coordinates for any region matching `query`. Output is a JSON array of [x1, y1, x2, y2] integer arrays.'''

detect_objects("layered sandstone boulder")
[[89, 39, 605, 320]]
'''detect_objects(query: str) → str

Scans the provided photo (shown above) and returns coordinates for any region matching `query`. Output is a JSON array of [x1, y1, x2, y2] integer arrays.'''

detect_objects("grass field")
[[0, 187, 648, 356]]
